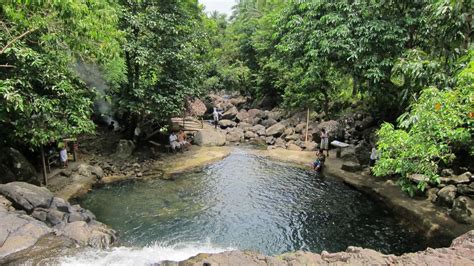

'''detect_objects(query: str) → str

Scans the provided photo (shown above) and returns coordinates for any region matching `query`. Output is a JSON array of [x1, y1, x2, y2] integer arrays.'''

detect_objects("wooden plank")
[[40, 146, 48, 186]]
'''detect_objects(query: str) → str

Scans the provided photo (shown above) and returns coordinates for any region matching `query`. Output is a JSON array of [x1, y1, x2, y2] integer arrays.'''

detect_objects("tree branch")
[[0, 64, 16, 68], [0, 28, 37, 55]]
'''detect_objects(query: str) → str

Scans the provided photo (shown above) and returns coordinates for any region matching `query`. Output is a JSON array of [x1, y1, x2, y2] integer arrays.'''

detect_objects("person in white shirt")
[[320, 128, 329, 157], [169, 132, 180, 150], [370, 147, 379, 167], [213, 107, 221, 129]]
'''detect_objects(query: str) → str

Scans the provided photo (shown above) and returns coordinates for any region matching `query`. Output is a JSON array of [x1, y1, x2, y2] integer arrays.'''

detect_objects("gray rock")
[[426, 188, 439, 204], [261, 119, 277, 128], [244, 131, 257, 139], [457, 183, 474, 196], [236, 110, 250, 123], [0, 210, 52, 259], [46, 209, 66, 226], [287, 144, 302, 151], [237, 122, 253, 130], [89, 166, 104, 179], [31, 208, 48, 222], [194, 129, 226, 146], [341, 162, 363, 172], [68, 211, 85, 223], [265, 123, 286, 136], [295, 123, 306, 133], [250, 125, 266, 136], [409, 174, 430, 184], [0, 182, 54, 212], [440, 172, 472, 185], [450, 196, 474, 224], [218, 119, 236, 128], [114, 139, 135, 159], [441, 168, 454, 177], [354, 141, 371, 166], [247, 109, 265, 120], [0, 147, 37, 184], [226, 129, 244, 142], [302, 141, 318, 151], [437, 185, 457, 207], [62, 221, 116, 249], [285, 134, 301, 141], [283, 127, 295, 137], [275, 138, 286, 148], [266, 110, 282, 121], [221, 106, 238, 120], [265, 137, 275, 145]]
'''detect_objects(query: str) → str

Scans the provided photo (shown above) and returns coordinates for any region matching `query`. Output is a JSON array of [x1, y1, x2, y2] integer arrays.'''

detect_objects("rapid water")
[[64, 149, 426, 264]]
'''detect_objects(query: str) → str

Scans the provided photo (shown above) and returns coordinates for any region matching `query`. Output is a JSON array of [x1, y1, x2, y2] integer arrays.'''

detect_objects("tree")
[[0, 1, 124, 148]]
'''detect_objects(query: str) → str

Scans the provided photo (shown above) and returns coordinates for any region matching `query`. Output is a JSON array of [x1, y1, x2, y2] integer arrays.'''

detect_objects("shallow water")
[[77, 149, 426, 259]]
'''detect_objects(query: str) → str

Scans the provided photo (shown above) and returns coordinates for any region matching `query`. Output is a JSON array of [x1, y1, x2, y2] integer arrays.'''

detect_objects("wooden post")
[[305, 107, 310, 142], [40, 146, 48, 186]]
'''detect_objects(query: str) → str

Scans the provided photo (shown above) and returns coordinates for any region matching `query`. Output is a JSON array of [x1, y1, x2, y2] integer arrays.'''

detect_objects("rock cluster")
[[206, 95, 376, 154], [0, 182, 115, 261], [411, 172, 474, 224], [180, 230, 474, 265]]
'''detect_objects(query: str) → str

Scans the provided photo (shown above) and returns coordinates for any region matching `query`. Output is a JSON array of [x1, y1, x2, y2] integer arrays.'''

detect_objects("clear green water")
[[79, 149, 426, 256]]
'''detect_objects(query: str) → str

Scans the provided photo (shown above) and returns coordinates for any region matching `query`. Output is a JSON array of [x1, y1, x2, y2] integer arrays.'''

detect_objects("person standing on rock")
[[320, 128, 329, 157], [213, 107, 221, 129], [369, 147, 379, 167], [59, 142, 68, 168]]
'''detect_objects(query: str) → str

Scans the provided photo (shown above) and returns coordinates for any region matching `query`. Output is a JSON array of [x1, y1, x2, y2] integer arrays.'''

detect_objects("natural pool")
[[76, 149, 426, 260]]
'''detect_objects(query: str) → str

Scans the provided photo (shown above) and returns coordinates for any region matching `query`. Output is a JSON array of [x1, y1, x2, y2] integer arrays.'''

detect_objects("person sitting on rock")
[[178, 129, 190, 150], [169, 132, 181, 151], [313, 149, 326, 172]]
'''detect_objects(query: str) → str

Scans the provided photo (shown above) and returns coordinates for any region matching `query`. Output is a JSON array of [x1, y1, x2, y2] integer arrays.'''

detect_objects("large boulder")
[[247, 109, 265, 120], [0, 210, 52, 259], [221, 106, 239, 120], [265, 123, 286, 137], [194, 129, 226, 146], [354, 141, 372, 166], [287, 143, 302, 151], [0, 148, 37, 184], [313, 120, 343, 143], [295, 123, 307, 133], [457, 183, 474, 197], [185, 98, 207, 117], [62, 221, 116, 249], [244, 131, 257, 139], [237, 122, 253, 130], [218, 119, 236, 128], [236, 110, 251, 123], [0, 182, 53, 212], [285, 134, 301, 141], [450, 196, 474, 224], [266, 110, 282, 121], [114, 139, 135, 159], [229, 96, 247, 108], [437, 185, 457, 207], [302, 141, 318, 151], [226, 129, 244, 142]]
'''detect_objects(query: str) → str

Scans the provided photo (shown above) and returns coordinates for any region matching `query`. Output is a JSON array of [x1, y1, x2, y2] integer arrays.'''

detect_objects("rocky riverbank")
[[178, 230, 474, 265], [0, 182, 115, 264]]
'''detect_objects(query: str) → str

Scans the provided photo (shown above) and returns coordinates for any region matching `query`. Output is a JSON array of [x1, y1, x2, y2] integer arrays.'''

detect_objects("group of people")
[[169, 129, 191, 151]]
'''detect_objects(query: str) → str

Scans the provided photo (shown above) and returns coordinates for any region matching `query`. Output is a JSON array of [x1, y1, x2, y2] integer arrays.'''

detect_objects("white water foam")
[[59, 242, 234, 266]]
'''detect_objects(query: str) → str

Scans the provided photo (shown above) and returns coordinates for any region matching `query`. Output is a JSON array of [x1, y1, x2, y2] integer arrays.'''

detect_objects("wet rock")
[[0, 147, 37, 184], [218, 119, 236, 128], [450, 196, 474, 224], [194, 129, 226, 146], [440, 172, 472, 185], [426, 188, 439, 203], [261, 118, 277, 128], [457, 183, 474, 197], [441, 168, 454, 177], [341, 162, 363, 172], [114, 139, 135, 159], [437, 185, 457, 207], [0, 182, 54, 212], [221, 106, 238, 120], [265, 123, 286, 137], [287, 144, 302, 151], [62, 221, 115, 249]]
